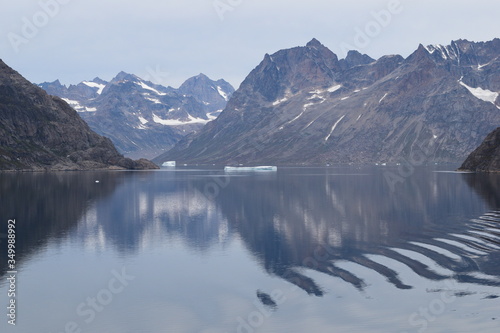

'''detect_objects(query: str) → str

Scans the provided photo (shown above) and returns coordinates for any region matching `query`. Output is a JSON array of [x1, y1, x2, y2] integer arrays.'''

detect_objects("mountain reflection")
[[194, 168, 500, 294], [0, 171, 128, 279], [73, 171, 232, 253], [4, 168, 500, 296], [461, 172, 500, 277]]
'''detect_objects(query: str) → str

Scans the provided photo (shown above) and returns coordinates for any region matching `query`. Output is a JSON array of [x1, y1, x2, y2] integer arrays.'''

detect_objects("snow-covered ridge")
[[424, 44, 459, 61], [82, 81, 105, 94]]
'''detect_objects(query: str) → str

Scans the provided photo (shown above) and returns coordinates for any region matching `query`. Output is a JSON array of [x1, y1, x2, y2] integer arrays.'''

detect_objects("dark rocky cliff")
[[0, 59, 158, 171], [459, 128, 500, 172]]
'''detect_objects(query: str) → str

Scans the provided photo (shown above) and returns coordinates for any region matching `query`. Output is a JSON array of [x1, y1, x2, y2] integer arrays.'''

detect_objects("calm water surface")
[[1, 166, 499, 333]]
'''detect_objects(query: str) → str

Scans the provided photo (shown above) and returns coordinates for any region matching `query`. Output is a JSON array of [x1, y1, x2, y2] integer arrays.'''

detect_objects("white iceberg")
[[224, 166, 277, 172], [162, 161, 176, 167]]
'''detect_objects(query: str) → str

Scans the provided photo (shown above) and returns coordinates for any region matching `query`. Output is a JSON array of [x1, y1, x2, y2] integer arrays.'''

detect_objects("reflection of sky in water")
[[1, 167, 500, 332]]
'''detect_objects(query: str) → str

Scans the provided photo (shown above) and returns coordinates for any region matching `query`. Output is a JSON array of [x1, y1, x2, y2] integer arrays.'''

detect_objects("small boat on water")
[[224, 166, 277, 172]]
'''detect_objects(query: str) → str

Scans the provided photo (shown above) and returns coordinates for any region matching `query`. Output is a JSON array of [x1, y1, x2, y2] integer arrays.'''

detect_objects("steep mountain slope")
[[39, 73, 234, 159], [155, 38, 500, 165], [0, 60, 157, 171], [459, 127, 500, 172]]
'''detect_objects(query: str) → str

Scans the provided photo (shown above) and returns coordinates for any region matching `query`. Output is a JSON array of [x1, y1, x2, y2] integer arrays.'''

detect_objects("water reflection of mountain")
[[462, 172, 500, 209], [70, 168, 500, 294], [0, 172, 126, 280], [202, 168, 500, 294], [461, 172, 500, 277], [17, 168, 500, 295], [74, 172, 232, 253]]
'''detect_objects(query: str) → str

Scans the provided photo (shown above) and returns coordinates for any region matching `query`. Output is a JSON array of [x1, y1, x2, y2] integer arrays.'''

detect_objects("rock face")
[[39, 73, 234, 159], [459, 128, 500, 172], [155, 38, 500, 166], [0, 59, 158, 171]]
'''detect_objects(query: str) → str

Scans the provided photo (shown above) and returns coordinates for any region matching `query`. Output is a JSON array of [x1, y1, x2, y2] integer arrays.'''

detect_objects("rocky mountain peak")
[[238, 40, 341, 102], [112, 71, 140, 83], [306, 38, 324, 49], [180, 73, 214, 89], [412, 43, 433, 59], [92, 77, 108, 85], [178, 73, 234, 107], [339, 50, 375, 70]]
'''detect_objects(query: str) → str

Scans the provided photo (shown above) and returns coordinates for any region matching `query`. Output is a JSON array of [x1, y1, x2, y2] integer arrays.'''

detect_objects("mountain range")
[[155, 38, 500, 166], [39, 73, 234, 159], [0, 60, 157, 171]]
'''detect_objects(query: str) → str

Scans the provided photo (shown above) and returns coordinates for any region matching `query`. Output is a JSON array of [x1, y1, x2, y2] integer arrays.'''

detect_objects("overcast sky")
[[1, 0, 499, 89]]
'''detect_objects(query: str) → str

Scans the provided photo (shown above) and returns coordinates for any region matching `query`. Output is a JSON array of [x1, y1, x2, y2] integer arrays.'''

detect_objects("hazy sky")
[[1, 0, 499, 89]]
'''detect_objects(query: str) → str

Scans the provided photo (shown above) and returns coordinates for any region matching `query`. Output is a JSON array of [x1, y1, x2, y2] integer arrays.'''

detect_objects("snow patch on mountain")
[[83, 81, 105, 94], [144, 95, 162, 104], [153, 114, 213, 126], [459, 81, 499, 105], [62, 98, 85, 112], [217, 86, 229, 101], [327, 84, 342, 93], [325, 115, 346, 141], [137, 81, 167, 95], [273, 97, 288, 106], [379, 93, 388, 103]]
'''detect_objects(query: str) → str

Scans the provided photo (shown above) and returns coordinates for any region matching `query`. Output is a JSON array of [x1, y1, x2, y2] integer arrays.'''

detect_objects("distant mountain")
[[39, 73, 234, 159], [155, 38, 500, 166], [0, 60, 158, 171], [459, 127, 500, 172]]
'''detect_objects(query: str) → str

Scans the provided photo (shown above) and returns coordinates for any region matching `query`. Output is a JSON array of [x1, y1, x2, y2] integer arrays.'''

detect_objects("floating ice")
[[224, 166, 277, 172]]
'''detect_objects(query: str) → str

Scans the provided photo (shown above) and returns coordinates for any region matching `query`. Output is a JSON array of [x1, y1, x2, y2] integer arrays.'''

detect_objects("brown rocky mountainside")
[[0, 60, 158, 171], [459, 127, 500, 172], [155, 38, 500, 166]]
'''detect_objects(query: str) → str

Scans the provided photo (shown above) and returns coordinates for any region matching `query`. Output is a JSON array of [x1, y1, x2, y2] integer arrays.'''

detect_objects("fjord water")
[[1, 167, 499, 333]]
